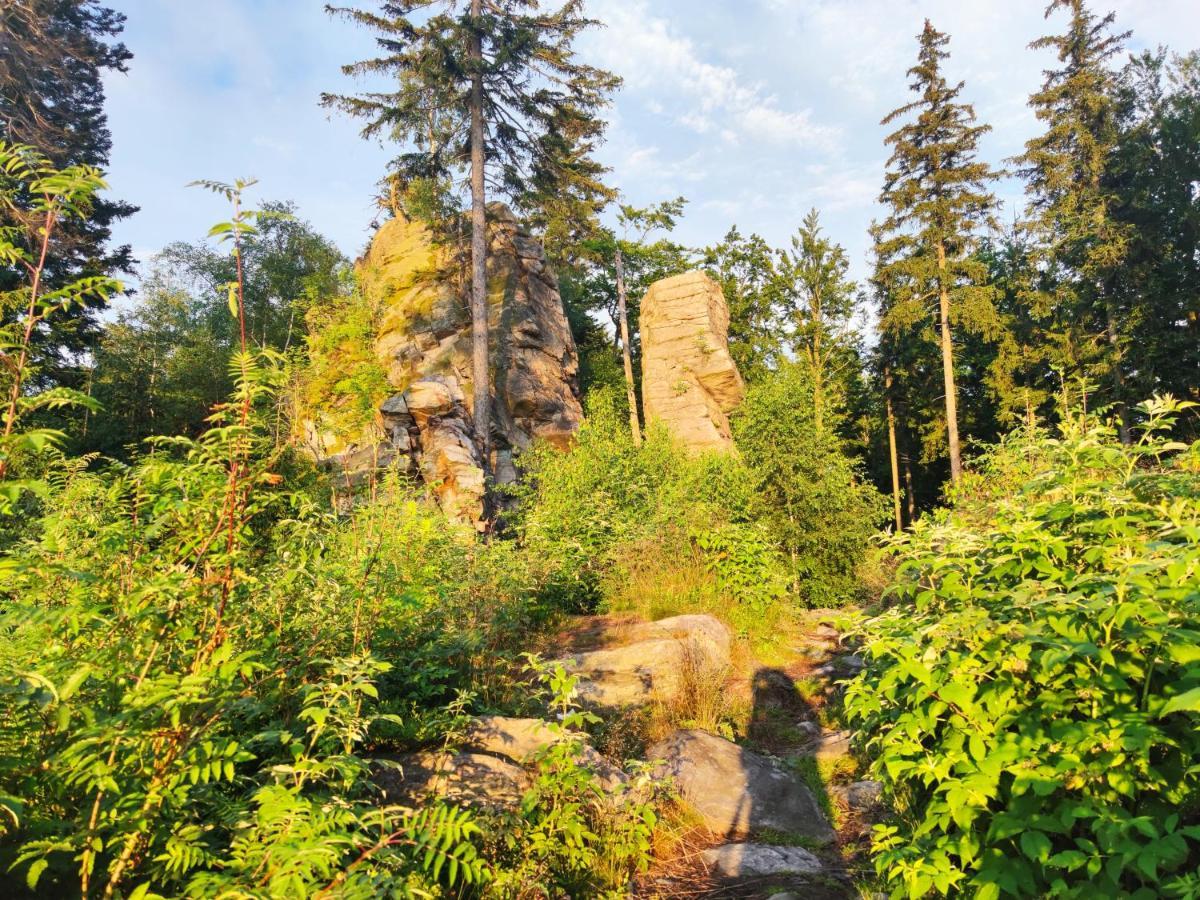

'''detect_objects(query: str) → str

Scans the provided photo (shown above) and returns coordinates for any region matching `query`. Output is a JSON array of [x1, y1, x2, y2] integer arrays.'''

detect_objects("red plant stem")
[[205, 192, 255, 651], [0, 202, 56, 480]]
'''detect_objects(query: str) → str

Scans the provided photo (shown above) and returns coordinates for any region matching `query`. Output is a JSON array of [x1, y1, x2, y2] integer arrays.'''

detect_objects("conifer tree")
[[0, 0, 134, 364], [874, 20, 1001, 485], [323, 0, 618, 472], [779, 209, 859, 433], [1016, 0, 1132, 439]]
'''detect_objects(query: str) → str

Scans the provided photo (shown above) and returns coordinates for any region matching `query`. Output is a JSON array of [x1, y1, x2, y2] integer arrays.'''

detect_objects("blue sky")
[[103, 0, 1200, 286]]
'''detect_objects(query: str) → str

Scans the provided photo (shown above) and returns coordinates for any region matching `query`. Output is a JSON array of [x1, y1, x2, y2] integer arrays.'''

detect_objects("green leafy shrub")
[[297, 275, 391, 447], [516, 387, 788, 634], [487, 659, 662, 895], [844, 398, 1200, 899], [733, 361, 888, 606]]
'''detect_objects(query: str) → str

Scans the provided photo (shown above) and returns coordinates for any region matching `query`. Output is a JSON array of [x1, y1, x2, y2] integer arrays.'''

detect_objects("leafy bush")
[[297, 274, 391, 447], [516, 387, 788, 633], [844, 398, 1200, 899], [487, 660, 662, 895], [733, 361, 888, 606]]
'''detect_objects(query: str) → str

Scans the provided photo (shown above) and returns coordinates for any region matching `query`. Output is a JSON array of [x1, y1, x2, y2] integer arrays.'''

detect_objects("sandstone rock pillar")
[[639, 271, 745, 452]]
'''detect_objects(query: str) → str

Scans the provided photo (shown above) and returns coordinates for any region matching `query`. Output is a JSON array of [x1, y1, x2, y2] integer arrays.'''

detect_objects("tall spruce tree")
[[874, 20, 1001, 485], [779, 209, 860, 433], [1016, 0, 1132, 439], [324, 1, 617, 474], [0, 0, 134, 366], [1109, 50, 1200, 419]]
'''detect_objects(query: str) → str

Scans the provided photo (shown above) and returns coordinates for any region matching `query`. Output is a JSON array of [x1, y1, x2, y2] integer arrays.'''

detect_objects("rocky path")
[[379, 610, 880, 897]]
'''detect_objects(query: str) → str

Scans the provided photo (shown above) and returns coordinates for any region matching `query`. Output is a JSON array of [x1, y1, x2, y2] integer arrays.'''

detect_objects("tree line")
[[1, 0, 1197, 523]]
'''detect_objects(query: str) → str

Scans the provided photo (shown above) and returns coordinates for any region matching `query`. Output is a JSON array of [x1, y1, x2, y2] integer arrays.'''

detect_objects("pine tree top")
[[873, 20, 1000, 335], [322, 0, 619, 232]]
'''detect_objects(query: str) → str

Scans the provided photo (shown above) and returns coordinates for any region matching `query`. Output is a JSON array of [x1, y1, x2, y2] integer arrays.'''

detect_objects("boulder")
[[460, 715, 626, 790], [648, 729, 834, 842], [307, 206, 582, 526], [701, 843, 823, 879], [639, 271, 745, 453], [374, 751, 530, 811], [550, 614, 732, 710], [834, 779, 883, 812]]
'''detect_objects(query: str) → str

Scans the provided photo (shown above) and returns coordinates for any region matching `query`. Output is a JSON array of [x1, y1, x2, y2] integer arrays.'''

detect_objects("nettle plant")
[[844, 397, 1200, 899]]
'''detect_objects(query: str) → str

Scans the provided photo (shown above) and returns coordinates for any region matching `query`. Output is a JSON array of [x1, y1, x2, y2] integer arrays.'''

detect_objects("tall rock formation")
[[639, 271, 745, 452], [307, 206, 583, 527]]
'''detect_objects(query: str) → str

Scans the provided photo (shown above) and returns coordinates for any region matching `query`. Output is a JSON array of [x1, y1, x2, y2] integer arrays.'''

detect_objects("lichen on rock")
[[301, 205, 583, 527]]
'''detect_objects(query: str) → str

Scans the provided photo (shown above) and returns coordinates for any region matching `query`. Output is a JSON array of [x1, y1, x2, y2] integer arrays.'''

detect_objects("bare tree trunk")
[[903, 452, 917, 524], [468, 0, 490, 475], [884, 365, 902, 531], [936, 240, 962, 484], [811, 290, 824, 433], [614, 247, 642, 446], [1105, 298, 1130, 444]]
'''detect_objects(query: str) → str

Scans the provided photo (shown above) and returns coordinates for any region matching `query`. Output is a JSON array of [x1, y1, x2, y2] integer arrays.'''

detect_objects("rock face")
[[701, 843, 824, 879], [550, 614, 732, 710], [648, 729, 835, 842], [639, 271, 745, 453], [314, 206, 582, 527]]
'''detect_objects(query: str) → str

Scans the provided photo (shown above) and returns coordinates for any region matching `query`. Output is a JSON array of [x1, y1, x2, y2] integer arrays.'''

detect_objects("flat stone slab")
[[374, 751, 529, 811], [649, 729, 835, 843], [551, 614, 731, 710], [702, 843, 823, 878], [461, 715, 626, 790]]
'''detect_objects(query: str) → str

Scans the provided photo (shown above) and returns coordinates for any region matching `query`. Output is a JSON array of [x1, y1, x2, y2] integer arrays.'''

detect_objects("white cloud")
[[584, 0, 841, 153]]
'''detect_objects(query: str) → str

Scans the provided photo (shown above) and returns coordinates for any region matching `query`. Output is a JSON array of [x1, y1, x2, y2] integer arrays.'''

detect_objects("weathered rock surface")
[[640, 271, 745, 453], [550, 614, 732, 710], [309, 206, 582, 526], [701, 843, 824, 879], [461, 715, 626, 790], [648, 729, 835, 842], [375, 751, 530, 811], [833, 779, 883, 812], [804, 729, 854, 762]]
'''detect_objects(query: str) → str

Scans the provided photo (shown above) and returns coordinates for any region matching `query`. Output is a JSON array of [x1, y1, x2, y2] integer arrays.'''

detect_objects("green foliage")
[[701, 225, 786, 380], [80, 198, 346, 458], [298, 274, 391, 446], [734, 362, 888, 606], [844, 397, 1200, 898], [0, 142, 118, 511], [489, 659, 661, 895], [516, 387, 779, 620]]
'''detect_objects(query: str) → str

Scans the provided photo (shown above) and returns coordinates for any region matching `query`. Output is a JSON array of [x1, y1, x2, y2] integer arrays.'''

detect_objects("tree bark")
[[936, 240, 962, 484], [1105, 297, 1130, 444], [468, 0, 490, 474], [614, 247, 642, 446], [884, 365, 902, 531], [903, 452, 917, 524]]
